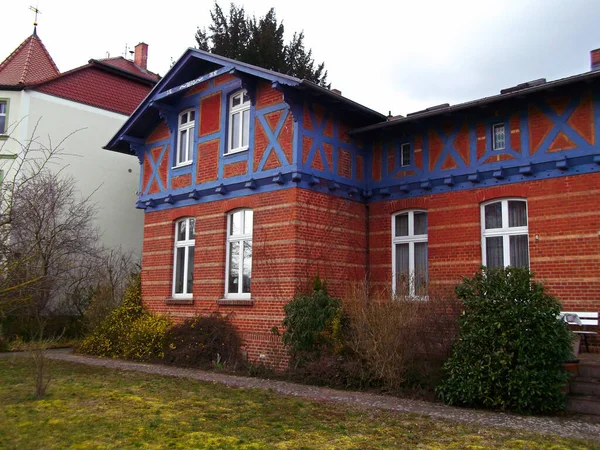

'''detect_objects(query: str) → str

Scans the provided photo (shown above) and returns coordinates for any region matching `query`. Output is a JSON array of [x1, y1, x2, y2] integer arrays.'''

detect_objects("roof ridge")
[[19, 36, 36, 84]]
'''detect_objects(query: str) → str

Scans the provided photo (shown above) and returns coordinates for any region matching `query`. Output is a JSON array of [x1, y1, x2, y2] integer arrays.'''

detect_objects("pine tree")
[[195, 2, 328, 86]]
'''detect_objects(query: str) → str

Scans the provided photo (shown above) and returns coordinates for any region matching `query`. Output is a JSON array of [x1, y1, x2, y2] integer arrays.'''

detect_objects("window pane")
[[242, 241, 252, 293], [414, 242, 428, 296], [187, 128, 194, 161], [0, 103, 5, 114], [401, 144, 410, 166], [232, 95, 241, 107], [228, 241, 240, 294], [485, 236, 504, 268], [395, 243, 409, 295], [0, 116, 5, 134], [395, 214, 408, 237], [243, 92, 250, 104], [180, 113, 187, 125], [508, 201, 527, 227], [414, 212, 427, 235], [189, 218, 195, 239], [510, 234, 529, 267], [484, 202, 502, 229], [174, 247, 185, 293], [243, 210, 253, 235], [179, 130, 187, 162], [230, 211, 242, 235], [242, 109, 250, 147], [177, 221, 186, 241], [189, 110, 195, 122], [187, 247, 194, 294], [231, 112, 240, 149], [493, 124, 505, 150]]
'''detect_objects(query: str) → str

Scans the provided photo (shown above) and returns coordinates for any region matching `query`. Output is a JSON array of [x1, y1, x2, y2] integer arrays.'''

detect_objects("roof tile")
[[0, 33, 59, 86]]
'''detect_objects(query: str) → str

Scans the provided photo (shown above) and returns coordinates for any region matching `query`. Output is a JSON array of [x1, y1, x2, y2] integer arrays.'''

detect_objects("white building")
[[0, 29, 159, 257]]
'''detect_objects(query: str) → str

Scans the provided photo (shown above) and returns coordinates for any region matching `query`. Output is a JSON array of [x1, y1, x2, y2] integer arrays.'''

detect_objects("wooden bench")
[[560, 311, 598, 353]]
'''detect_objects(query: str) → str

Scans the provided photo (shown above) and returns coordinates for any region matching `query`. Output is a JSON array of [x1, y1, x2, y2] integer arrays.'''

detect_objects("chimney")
[[331, 88, 342, 95], [134, 42, 148, 70], [591, 48, 600, 71]]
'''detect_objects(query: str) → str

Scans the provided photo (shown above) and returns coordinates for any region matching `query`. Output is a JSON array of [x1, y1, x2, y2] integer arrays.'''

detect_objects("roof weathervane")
[[30, 5, 41, 36]]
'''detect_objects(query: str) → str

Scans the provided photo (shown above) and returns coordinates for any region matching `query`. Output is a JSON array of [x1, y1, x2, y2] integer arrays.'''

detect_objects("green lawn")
[[0, 357, 596, 450]]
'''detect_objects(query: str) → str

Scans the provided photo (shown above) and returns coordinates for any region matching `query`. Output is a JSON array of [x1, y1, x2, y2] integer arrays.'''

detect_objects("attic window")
[[401, 143, 411, 167], [492, 123, 505, 151], [227, 90, 250, 154], [176, 109, 195, 166]]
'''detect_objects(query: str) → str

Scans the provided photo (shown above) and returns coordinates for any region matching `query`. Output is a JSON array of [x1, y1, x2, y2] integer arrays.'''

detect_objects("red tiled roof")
[[0, 33, 59, 86], [34, 65, 154, 115], [96, 57, 160, 82]]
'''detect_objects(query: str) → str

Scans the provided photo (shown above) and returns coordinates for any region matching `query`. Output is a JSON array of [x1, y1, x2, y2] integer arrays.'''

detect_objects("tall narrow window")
[[227, 90, 250, 154], [226, 209, 253, 298], [401, 143, 411, 167], [173, 217, 195, 297], [492, 123, 506, 151], [176, 109, 195, 166], [0, 100, 7, 135], [481, 199, 529, 268], [392, 211, 428, 297]]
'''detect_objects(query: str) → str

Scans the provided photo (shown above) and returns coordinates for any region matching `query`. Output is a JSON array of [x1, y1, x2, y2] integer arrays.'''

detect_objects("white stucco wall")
[[0, 89, 143, 257]]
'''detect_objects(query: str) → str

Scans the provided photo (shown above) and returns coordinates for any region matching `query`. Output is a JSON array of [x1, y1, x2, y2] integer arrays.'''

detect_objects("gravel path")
[[4, 349, 600, 441]]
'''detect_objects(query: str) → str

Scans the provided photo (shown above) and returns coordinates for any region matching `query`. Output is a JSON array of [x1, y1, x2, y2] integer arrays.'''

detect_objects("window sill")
[[172, 162, 193, 170], [165, 297, 194, 305], [224, 147, 248, 156], [216, 298, 254, 306]]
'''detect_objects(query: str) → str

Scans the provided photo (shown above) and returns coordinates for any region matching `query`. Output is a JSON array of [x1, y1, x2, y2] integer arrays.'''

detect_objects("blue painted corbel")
[[420, 180, 432, 190], [399, 184, 410, 193], [145, 199, 155, 208], [493, 168, 504, 179], [362, 189, 372, 199], [443, 176, 455, 186], [245, 179, 257, 190], [188, 190, 201, 199], [468, 172, 480, 183], [164, 195, 174, 204], [556, 158, 568, 171], [272, 173, 285, 185], [215, 184, 227, 195], [309, 176, 320, 186], [519, 164, 533, 175], [329, 181, 340, 191], [594, 156, 600, 165], [135, 200, 147, 209], [291, 172, 302, 182], [379, 187, 390, 196]]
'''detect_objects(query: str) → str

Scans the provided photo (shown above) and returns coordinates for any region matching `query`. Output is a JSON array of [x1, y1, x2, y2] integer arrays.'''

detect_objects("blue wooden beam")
[[154, 66, 233, 101]]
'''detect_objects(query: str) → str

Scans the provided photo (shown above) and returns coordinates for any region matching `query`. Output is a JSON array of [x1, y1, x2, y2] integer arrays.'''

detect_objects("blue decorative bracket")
[[245, 179, 257, 190]]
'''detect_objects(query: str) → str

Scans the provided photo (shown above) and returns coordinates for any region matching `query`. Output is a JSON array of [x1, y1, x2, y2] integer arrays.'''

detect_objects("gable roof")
[[33, 62, 157, 115], [94, 56, 160, 82], [0, 32, 59, 87], [106, 48, 386, 153]]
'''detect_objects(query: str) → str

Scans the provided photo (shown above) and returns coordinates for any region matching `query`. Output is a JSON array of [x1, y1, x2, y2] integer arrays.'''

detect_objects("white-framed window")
[[176, 109, 195, 166], [492, 123, 506, 151], [392, 210, 428, 297], [481, 199, 529, 268], [225, 209, 253, 298], [0, 100, 7, 135], [227, 90, 250, 154], [401, 143, 411, 167], [172, 217, 195, 298]]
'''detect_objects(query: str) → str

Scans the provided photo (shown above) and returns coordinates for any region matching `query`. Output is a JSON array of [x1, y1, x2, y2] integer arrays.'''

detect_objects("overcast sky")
[[3, 0, 599, 116]]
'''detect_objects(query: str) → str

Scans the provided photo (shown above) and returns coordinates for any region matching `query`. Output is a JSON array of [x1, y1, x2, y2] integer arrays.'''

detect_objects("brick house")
[[106, 48, 600, 362]]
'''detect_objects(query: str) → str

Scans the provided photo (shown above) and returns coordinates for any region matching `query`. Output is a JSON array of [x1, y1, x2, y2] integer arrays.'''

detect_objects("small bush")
[[437, 267, 573, 414], [78, 274, 170, 361], [281, 276, 340, 361], [162, 313, 243, 369], [343, 281, 460, 392]]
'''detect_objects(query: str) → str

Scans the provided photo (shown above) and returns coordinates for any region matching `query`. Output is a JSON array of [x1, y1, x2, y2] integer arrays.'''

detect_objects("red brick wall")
[[141, 189, 366, 366], [369, 173, 600, 314]]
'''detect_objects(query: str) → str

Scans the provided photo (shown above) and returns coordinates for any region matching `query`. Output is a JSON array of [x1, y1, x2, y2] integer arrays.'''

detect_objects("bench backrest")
[[561, 311, 599, 326]]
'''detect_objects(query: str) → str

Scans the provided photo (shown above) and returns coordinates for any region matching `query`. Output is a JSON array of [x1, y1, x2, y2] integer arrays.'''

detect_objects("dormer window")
[[176, 109, 195, 166], [227, 90, 250, 154], [492, 123, 506, 151]]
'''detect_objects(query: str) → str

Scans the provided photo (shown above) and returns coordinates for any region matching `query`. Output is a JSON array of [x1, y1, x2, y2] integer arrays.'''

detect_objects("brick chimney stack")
[[591, 48, 600, 71], [134, 42, 148, 70]]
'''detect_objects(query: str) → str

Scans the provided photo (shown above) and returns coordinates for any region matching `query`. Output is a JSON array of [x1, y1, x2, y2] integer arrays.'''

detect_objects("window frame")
[[391, 210, 428, 298], [172, 217, 196, 299], [175, 109, 196, 167], [226, 89, 251, 155], [491, 122, 506, 151], [400, 142, 411, 167], [0, 98, 9, 137], [225, 209, 253, 299], [480, 198, 529, 268]]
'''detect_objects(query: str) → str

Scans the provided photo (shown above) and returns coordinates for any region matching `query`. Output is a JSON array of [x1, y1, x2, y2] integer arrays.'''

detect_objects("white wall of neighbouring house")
[[0, 89, 143, 258]]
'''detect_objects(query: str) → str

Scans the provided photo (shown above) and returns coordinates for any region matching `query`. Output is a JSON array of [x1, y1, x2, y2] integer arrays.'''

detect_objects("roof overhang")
[[105, 48, 385, 154]]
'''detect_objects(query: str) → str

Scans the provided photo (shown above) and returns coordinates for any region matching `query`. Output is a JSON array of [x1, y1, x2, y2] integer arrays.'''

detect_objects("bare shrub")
[[343, 279, 461, 392]]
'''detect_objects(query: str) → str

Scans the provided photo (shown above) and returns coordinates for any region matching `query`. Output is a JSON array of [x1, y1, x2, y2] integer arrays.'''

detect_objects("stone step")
[[579, 363, 600, 379], [566, 395, 600, 415], [570, 377, 600, 396]]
